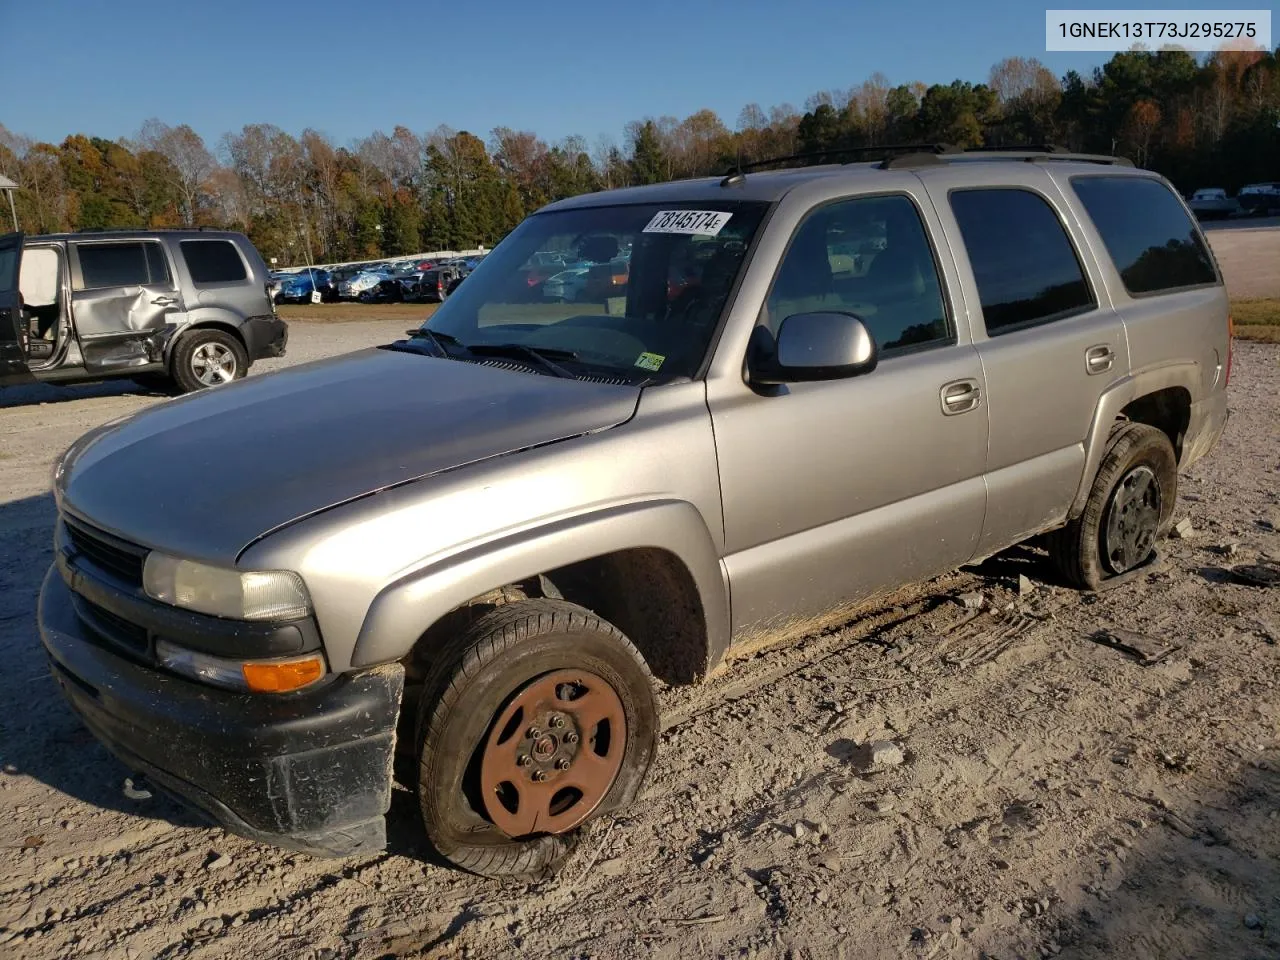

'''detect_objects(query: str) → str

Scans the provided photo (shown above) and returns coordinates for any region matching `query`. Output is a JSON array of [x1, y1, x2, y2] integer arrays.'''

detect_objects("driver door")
[[709, 189, 989, 640], [0, 232, 32, 385]]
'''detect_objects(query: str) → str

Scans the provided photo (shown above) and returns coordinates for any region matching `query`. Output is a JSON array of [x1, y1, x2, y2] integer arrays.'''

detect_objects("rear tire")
[[415, 599, 657, 878], [171, 329, 249, 394], [1047, 422, 1177, 590]]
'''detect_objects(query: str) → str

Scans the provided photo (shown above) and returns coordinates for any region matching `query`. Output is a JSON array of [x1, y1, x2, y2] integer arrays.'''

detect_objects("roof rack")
[[880, 143, 1133, 169], [721, 143, 956, 183], [75, 225, 220, 233]]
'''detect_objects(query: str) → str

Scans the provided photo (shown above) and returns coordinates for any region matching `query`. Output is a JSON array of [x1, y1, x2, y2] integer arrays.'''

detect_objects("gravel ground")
[[1204, 223, 1280, 299], [1, 322, 1278, 960]]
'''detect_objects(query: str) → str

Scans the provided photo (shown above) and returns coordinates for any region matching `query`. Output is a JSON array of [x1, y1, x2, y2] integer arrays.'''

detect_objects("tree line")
[[2, 47, 1277, 266]]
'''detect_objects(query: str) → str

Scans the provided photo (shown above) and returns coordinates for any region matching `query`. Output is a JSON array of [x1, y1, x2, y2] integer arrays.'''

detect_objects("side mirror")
[[750, 311, 878, 386]]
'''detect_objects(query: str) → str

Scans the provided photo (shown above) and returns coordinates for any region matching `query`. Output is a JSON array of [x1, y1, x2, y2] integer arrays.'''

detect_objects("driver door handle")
[[941, 378, 981, 415], [1085, 344, 1115, 374]]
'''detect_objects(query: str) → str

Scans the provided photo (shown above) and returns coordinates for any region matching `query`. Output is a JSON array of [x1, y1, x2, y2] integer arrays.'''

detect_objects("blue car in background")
[[275, 267, 337, 304]]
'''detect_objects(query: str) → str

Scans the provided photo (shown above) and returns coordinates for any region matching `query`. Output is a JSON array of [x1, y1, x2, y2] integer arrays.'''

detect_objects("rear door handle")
[[1085, 344, 1115, 374], [941, 378, 981, 415], [151, 296, 178, 307]]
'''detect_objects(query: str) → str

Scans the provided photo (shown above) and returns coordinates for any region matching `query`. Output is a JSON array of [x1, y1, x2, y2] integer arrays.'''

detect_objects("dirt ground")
[[1, 320, 1278, 960]]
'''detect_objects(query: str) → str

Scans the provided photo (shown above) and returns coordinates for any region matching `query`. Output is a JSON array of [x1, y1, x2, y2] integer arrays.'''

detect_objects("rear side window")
[[1071, 176, 1218, 295], [180, 240, 248, 285], [950, 188, 1095, 336], [76, 242, 170, 289]]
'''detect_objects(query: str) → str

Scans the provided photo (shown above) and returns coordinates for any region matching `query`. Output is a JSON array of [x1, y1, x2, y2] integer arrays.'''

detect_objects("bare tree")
[[136, 119, 216, 225]]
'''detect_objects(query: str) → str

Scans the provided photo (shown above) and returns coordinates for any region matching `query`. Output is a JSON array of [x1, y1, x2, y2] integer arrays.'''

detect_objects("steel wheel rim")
[[190, 342, 237, 386], [479, 669, 626, 838], [1103, 464, 1161, 574]]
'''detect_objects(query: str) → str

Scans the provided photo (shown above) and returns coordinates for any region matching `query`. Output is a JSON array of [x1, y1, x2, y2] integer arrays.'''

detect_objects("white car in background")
[[542, 266, 591, 301], [338, 270, 388, 300], [1187, 187, 1239, 220]]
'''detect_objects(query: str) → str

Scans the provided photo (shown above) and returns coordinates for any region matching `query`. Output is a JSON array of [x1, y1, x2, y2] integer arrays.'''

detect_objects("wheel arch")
[[350, 500, 731, 686], [163, 313, 249, 364], [1069, 363, 1197, 520]]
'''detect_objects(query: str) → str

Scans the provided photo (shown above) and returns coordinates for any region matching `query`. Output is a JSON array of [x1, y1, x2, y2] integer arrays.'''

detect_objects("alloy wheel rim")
[[191, 343, 236, 386]]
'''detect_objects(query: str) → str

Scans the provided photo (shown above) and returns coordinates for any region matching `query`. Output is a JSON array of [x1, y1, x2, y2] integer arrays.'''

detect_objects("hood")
[[60, 349, 641, 563]]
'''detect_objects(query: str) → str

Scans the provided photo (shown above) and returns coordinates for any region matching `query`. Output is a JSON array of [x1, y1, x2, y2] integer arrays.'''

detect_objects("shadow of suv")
[[0, 228, 287, 394]]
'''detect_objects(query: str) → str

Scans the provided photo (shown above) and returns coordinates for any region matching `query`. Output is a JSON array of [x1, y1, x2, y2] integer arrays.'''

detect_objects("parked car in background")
[[1237, 182, 1280, 216], [1, 228, 286, 393], [542, 265, 591, 301], [1187, 187, 1239, 220], [417, 265, 463, 302], [359, 277, 406, 303], [338, 268, 392, 300], [275, 267, 336, 304]]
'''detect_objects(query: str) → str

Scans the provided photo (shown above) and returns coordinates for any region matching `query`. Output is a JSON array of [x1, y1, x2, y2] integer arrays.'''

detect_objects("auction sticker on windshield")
[[643, 210, 733, 236], [634, 351, 665, 372]]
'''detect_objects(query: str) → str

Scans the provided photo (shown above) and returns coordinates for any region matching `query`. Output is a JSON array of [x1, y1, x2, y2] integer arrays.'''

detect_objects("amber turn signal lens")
[[241, 655, 326, 693]]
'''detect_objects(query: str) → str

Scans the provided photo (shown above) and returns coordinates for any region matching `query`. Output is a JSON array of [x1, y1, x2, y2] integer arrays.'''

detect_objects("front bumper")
[[242, 315, 288, 361], [38, 568, 404, 857]]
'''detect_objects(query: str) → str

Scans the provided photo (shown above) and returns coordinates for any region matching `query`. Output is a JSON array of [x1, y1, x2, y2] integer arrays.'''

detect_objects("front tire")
[[416, 599, 658, 878], [1047, 422, 1177, 590], [171, 330, 249, 394]]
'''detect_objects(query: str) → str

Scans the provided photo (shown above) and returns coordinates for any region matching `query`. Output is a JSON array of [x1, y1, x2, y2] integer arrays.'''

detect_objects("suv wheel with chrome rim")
[[172, 329, 250, 394]]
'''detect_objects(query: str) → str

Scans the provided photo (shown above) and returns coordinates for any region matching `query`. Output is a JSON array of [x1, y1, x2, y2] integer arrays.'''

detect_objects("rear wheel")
[[416, 599, 657, 878], [1047, 422, 1177, 590], [171, 330, 249, 394]]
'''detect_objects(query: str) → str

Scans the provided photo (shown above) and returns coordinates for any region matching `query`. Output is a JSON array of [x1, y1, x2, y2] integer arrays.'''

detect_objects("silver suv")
[[37, 147, 1230, 877], [0, 229, 286, 393]]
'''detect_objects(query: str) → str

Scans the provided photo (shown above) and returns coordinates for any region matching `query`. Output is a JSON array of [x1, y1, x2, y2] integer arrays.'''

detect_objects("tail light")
[[1225, 313, 1234, 386]]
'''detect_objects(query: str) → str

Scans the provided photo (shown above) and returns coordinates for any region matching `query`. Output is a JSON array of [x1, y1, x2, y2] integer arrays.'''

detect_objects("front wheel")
[[1047, 422, 1177, 590], [171, 330, 249, 394], [416, 599, 658, 878]]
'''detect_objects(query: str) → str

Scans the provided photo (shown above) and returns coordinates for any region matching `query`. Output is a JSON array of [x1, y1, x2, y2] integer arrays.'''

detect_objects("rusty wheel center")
[[479, 669, 626, 838]]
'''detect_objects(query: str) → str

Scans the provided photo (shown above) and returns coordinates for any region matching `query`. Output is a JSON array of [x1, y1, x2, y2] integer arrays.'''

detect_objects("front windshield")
[[418, 200, 770, 381]]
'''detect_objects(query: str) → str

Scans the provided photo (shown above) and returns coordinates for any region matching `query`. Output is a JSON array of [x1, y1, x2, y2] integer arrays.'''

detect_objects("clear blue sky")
[[1, 0, 1208, 151]]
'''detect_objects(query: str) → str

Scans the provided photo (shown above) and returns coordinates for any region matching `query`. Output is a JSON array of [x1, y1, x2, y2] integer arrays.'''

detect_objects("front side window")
[[180, 239, 248, 285], [418, 201, 770, 381], [762, 193, 951, 353], [76, 242, 169, 289], [1071, 176, 1218, 295], [950, 188, 1095, 335]]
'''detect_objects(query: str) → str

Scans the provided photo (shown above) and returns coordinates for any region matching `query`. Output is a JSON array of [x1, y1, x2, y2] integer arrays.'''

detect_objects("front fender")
[[349, 499, 730, 671], [1068, 361, 1200, 519]]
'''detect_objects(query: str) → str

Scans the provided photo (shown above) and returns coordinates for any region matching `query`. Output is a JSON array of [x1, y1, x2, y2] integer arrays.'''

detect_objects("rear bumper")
[[242, 315, 288, 361], [38, 568, 403, 857], [1182, 389, 1229, 468]]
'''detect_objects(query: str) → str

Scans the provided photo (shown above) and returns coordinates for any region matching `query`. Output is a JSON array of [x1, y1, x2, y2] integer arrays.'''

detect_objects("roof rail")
[[723, 143, 958, 178], [74, 225, 222, 234], [882, 144, 1134, 169]]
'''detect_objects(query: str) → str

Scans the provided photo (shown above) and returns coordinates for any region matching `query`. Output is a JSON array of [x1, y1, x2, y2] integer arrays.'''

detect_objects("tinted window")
[[1071, 176, 1218, 295], [180, 239, 248, 284], [77, 242, 168, 289], [950, 189, 1094, 335], [764, 194, 950, 353]]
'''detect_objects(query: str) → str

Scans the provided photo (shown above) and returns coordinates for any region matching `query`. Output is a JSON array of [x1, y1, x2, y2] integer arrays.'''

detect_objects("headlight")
[[155, 640, 326, 693], [142, 552, 311, 621]]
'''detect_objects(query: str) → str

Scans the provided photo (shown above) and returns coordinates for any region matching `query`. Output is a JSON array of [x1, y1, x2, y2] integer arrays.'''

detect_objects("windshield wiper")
[[465, 342, 579, 379], [404, 327, 462, 357]]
